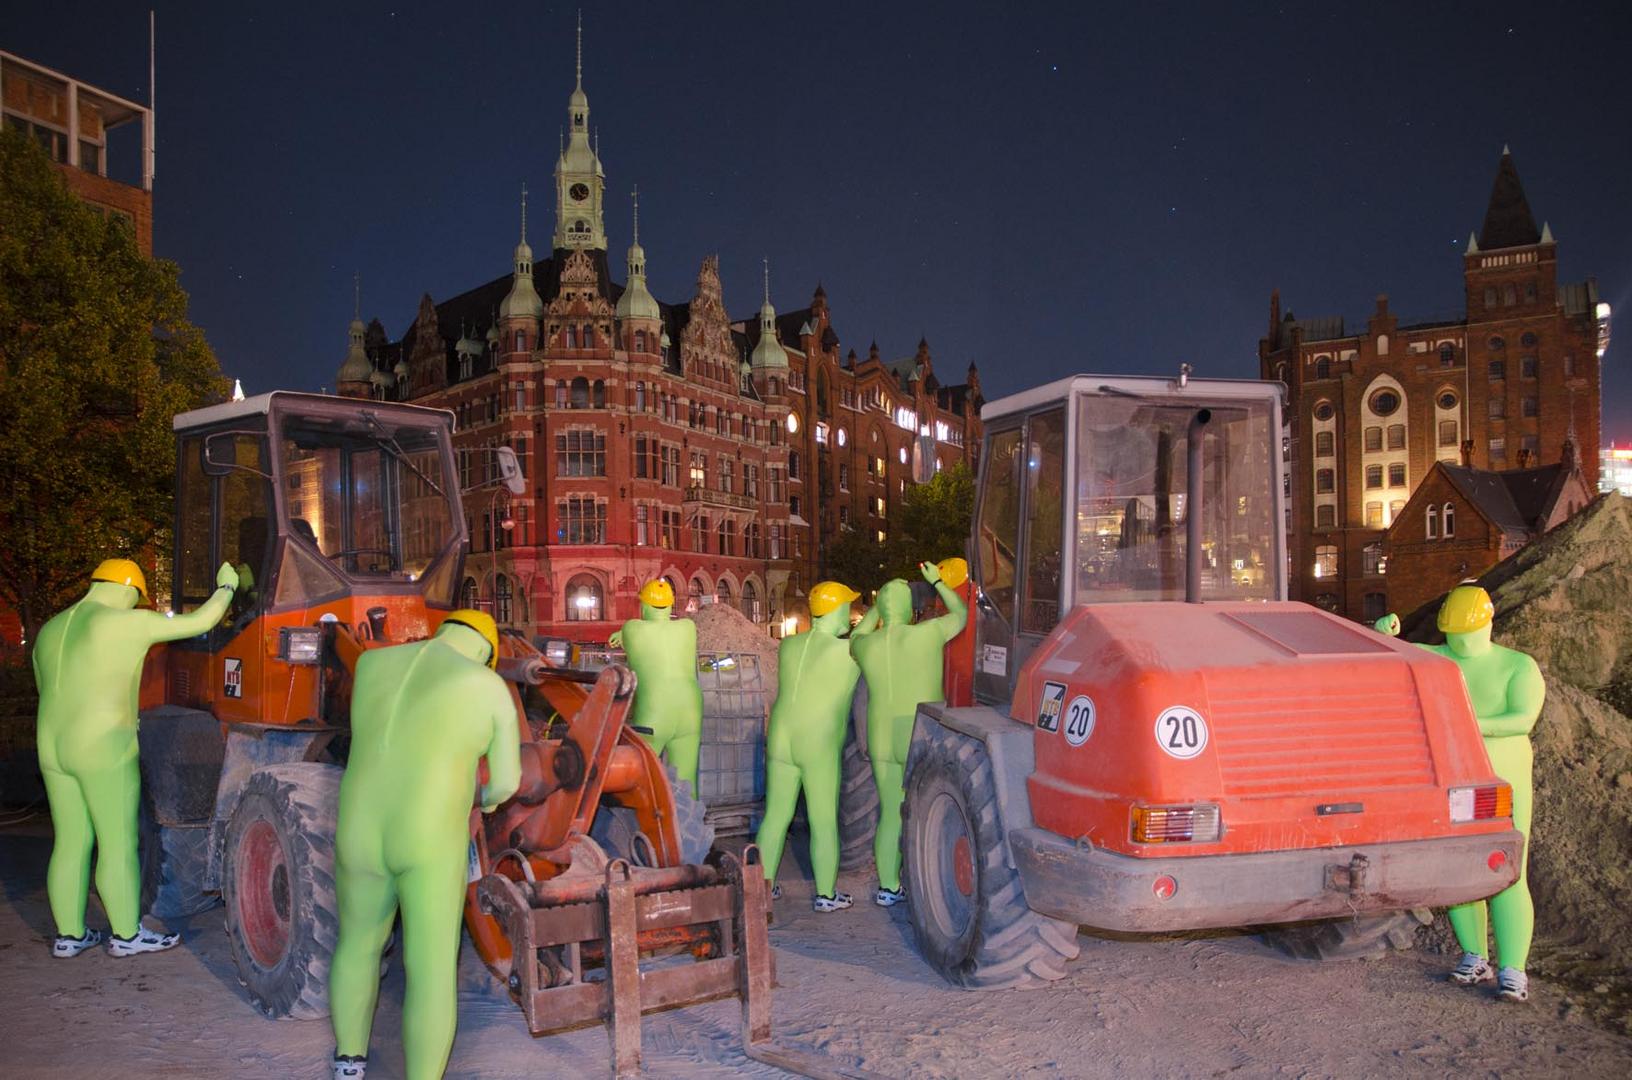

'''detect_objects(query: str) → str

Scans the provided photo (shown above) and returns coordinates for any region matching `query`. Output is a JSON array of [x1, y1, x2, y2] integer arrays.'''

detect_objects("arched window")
[[570, 377, 590, 409], [716, 578, 732, 605], [789, 451, 801, 480], [742, 580, 760, 621], [770, 376, 781, 396], [495, 574, 513, 624], [515, 330, 527, 352], [583, 325, 595, 350], [566, 325, 578, 349], [1315, 357, 1331, 380], [461, 577, 478, 608], [717, 519, 731, 556], [688, 577, 706, 611], [564, 573, 603, 622], [592, 380, 606, 408], [634, 330, 646, 352], [1439, 343, 1455, 367], [1427, 505, 1439, 539], [1376, 334, 1389, 356], [1442, 502, 1455, 538], [1314, 431, 1334, 456]]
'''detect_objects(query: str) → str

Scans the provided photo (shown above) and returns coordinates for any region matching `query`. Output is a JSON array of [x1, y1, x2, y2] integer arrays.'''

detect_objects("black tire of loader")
[[837, 723, 879, 871], [1259, 910, 1428, 962], [594, 767, 715, 867], [139, 795, 218, 920], [222, 764, 342, 1020], [903, 722, 1080, 989]]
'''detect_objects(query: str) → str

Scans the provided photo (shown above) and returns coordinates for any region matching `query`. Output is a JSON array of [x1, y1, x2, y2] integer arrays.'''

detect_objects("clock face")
[[569, 182, 590, 202]]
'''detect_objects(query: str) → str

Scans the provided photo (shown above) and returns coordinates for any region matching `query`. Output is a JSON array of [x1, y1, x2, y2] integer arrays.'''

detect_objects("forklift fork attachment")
[[479, 846, 776, 1076]]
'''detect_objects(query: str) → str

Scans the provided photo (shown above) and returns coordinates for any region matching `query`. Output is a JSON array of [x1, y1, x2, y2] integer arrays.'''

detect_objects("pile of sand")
[[691, 602, 780, 699]]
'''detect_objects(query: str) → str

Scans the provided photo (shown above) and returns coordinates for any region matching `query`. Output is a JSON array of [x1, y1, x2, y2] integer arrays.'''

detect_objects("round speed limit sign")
[[1154, 705, 1208, 760], [1062, 695, 1096, 746]]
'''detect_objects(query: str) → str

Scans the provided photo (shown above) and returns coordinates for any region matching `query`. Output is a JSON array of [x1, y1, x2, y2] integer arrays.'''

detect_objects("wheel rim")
[[237, 818, 291, 969], [922, 790, 976, 942]]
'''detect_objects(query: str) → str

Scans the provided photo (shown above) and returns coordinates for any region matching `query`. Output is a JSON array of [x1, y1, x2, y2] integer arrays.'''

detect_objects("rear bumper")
[[1009, 827, 1524, 933]]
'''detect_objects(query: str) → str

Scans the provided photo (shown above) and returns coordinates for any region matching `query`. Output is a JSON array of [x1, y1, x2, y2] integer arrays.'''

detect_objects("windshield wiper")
[[359, 411, 445, 497]]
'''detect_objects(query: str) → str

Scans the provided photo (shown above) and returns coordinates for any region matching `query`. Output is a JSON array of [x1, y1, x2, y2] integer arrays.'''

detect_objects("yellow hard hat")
[[937, 557, 969, 590], [440, 608, 500, 668], [809, 581, 861, 618], [1437, 585, 1494, 635], [638, 579, 674, 608], [92, 558, 148, 602]]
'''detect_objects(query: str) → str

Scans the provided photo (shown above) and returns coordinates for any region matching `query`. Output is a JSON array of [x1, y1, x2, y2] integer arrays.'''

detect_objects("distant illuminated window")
[[1314, 545, 1338, 579]]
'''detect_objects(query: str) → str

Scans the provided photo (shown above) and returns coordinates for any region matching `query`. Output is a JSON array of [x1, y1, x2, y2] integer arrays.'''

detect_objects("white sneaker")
[[333, 1055, 367, 1079], [814, 892, 853, 912], [52, 928, 102, 958], [1497, 967, 1529, 1003], [107, 925, 180, 957], [875, 886, 906, 907], [1449, 952, 1495, 986]]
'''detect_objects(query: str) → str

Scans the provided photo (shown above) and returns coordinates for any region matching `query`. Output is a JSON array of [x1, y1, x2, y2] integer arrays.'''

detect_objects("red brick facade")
[[1259, 150, 1607, 622], [335, 43, 981, 644]]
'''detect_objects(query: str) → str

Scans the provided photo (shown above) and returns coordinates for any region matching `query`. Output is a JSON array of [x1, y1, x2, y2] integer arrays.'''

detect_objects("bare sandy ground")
[[1, 822, 1628, 1080]]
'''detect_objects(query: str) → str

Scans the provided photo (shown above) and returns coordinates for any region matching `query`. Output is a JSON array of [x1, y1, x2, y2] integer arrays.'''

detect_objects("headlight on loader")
[[1131, 804, 1221, 844]]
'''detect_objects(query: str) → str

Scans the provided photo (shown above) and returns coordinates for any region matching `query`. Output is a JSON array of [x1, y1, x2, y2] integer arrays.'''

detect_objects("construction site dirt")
[[2, 820, 1628, 1080]]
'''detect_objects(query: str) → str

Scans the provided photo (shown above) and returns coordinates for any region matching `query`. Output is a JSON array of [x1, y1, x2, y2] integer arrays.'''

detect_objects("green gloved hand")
[[1374, 613, 1400, 637]]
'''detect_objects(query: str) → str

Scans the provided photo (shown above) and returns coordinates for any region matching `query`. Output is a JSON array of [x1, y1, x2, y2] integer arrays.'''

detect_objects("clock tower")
[[553, 14, 607, 252]]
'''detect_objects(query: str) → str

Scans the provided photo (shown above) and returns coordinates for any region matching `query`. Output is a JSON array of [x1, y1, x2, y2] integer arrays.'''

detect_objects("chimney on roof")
[[1375, 294, 1389, 316], [1461, 439, 1474, 468], [1562, 435, 1577, 469]]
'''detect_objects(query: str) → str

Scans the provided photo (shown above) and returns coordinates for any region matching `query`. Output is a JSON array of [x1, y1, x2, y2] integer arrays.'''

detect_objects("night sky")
[[8, 2, 1631, 439]]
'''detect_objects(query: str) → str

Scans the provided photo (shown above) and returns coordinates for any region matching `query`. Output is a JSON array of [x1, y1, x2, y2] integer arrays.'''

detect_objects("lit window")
[[837, 427, 848, 447], [1314, 545, 1338, 579], [815, 422, 829, 445], [1363, 543, 1386, 576], [1366, 502, 1383, 528], [786, 412, 800, 434], [898, 446, 908, 465], [1427, 505, 1439, 539]]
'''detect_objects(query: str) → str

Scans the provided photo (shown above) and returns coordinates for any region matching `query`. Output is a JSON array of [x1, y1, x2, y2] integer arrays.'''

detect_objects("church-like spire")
[[501, 184, 544, 321], [1477, 147, 1541, 250], [337, 271, 373, 389], [616, 186, 660, 322], [555, 11, 606, 250], [751, 258, 788, 370]]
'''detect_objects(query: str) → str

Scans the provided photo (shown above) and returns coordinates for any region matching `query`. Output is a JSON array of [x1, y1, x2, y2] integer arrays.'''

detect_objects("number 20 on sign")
[[1154, 705, 1208, 759]]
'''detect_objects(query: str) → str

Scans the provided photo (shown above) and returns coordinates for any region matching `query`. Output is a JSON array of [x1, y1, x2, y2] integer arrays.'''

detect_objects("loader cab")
[[166, 392, 467, 722], [969, 376, 1285, 706]]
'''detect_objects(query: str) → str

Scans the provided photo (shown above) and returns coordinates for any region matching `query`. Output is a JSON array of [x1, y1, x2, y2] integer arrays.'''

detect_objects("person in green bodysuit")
[[328, 609, 520, 1080], [608, 579, 703, 793], [33, 557, 239, 958], [757, 580, 864, 911], [850, 560, 967, 906], [1376, 583, 1544, 1003]]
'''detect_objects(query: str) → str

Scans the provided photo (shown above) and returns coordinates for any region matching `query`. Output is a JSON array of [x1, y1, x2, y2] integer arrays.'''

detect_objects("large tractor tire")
[[139, 796, 217, 920], [903, 721, 1079, 989], [222, 764, 342, 1019], [837, 723, 879, 871], [594, 765, 715, 866], [1259, 910, 1429, 962]]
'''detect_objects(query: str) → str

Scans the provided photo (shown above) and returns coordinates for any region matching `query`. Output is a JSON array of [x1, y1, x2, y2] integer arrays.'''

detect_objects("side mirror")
[[202, 432, 238, 475], [495, 446, 525, 495]]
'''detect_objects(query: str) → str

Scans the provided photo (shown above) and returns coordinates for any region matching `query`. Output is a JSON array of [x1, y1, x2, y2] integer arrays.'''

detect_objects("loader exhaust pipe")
[[1186, 408, 1212, 604]]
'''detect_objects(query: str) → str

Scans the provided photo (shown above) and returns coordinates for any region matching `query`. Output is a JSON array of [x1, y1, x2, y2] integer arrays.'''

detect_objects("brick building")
[[335, 27, 980, 642], [1259, 149, 1610, 621], [1, 50, 154, 255], [1382, 456, 1592, 619]]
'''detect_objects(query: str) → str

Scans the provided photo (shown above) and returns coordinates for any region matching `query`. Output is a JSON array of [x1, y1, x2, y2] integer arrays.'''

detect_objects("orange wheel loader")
[[133, 392, 779, 1074], [900, 374, 1523, 987]]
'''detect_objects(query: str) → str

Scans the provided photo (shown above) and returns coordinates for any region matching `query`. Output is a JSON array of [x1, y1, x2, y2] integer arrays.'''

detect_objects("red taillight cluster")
[[1449, 783, 1513, 823], [1131, 804, 1221, 844]]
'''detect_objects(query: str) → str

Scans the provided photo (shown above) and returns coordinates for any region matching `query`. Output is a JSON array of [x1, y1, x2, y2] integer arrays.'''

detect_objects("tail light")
[[1449, 783, 1513, 823], [1132, 804, 1221, 844]]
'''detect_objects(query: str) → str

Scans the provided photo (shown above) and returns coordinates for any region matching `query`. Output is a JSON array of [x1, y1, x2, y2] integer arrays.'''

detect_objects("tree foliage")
[[0, 131, 225, 646], [824, 461, 977, 595]]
